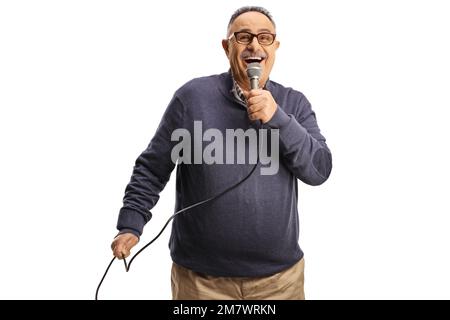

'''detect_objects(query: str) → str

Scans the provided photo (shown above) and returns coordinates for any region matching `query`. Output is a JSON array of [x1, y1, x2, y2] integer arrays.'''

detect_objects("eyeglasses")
[[229, 31, 276, 46]]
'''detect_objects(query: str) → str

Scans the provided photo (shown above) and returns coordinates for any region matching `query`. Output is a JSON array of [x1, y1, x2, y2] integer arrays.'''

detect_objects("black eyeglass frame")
[[228, 31, 277, 46]]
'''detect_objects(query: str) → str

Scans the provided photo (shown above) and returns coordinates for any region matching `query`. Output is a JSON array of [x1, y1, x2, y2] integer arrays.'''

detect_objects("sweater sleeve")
[[265, 94, 332, 186], [116, 96, 184, 237]]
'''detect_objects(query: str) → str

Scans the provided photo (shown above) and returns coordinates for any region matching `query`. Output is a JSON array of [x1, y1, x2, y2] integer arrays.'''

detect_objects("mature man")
[[111, 6, 332, 300]]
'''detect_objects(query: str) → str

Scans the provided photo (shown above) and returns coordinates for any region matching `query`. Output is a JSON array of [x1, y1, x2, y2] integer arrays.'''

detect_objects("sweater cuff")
[[265, 105, 291, 129], [116, 228, 141, 240], [116, 208, 147, 237]]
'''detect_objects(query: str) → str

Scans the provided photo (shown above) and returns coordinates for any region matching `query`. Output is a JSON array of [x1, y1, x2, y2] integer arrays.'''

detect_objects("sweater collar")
[[220, 70, 273, 101]]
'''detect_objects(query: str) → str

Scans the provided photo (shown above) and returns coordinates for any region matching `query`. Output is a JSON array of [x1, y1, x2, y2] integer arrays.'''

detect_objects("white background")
[[1, 0, 449, 300]]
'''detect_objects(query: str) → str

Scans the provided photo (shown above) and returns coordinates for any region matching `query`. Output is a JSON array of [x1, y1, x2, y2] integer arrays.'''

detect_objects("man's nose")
[[246, 36, 261, 51]]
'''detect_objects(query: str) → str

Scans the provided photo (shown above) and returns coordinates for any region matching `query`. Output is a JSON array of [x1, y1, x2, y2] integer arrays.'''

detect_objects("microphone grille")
[[246, 62, 262, 78]]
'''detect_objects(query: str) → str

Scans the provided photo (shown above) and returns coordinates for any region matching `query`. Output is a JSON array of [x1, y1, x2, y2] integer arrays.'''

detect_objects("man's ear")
[[274, 40, 280, 50], [222, 39, 230, 56]]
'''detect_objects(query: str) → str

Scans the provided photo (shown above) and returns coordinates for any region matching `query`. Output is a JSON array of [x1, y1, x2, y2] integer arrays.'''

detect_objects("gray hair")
[[227, 6, 276, 32]]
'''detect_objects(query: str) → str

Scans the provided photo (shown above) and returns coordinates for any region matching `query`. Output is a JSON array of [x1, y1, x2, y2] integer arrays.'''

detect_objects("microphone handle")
[[248, 76, 262, 128], [250, 77, 259, 90]]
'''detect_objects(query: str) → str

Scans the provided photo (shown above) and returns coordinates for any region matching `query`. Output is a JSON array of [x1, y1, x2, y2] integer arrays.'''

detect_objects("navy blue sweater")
[[117, 72, 332, 277]]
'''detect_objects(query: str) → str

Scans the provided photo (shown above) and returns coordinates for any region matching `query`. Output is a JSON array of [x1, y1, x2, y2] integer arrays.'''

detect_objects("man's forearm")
[[266, 103, 332, 185]]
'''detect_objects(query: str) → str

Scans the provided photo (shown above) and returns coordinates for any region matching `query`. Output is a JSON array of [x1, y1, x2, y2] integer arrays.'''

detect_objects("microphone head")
[[246, 62, 262, 79]]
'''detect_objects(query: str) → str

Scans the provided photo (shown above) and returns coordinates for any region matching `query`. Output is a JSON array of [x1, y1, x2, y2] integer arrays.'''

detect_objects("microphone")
[[246, 62, 262, 128], [246, 62, 262, 90]]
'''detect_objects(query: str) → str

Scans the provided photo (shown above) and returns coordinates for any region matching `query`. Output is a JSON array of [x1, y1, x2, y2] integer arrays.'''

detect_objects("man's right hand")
[[111, 233, 139, 259]]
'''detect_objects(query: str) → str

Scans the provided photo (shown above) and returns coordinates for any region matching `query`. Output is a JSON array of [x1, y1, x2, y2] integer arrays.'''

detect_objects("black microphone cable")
[[95, 155, 260, 300]]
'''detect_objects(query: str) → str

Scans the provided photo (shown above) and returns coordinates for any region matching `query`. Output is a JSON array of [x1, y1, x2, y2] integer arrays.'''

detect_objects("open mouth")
[[244, 56, 265, 64]]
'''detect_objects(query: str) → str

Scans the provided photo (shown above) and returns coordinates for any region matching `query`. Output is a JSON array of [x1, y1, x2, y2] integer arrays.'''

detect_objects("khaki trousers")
[[171, 258, 305, 300]]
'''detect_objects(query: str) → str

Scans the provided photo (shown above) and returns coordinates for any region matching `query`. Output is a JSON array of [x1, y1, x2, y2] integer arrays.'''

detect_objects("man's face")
[[222, 11, 280, 91]]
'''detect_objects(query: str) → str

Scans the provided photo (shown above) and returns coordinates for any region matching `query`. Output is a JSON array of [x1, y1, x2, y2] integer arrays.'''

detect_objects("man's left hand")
[[244, 89, 277, 124]]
